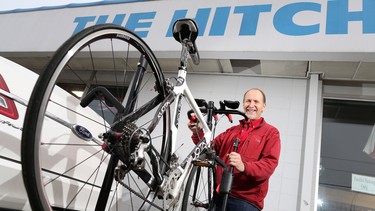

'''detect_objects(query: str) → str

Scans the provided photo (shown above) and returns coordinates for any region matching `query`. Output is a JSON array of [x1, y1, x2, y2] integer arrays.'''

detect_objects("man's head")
[[243, 88, 266, 120]]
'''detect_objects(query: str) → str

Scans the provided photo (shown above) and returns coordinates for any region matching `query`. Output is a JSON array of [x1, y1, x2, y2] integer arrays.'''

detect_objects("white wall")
[[164, 72, 308, 211]]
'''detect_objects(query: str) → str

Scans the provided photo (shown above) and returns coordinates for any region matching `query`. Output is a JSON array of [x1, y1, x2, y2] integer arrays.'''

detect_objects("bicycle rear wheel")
[[21, 24, 170, 211], [182, 165, 216, 211]]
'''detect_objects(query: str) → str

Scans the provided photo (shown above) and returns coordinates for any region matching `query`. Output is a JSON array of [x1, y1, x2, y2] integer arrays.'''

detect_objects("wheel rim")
[[182, 166, 216, 211], [21, 24, 169, 211]]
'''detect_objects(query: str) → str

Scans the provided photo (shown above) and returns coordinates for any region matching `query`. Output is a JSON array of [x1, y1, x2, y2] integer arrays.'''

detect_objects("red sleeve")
[[191, 130, 204, 145]]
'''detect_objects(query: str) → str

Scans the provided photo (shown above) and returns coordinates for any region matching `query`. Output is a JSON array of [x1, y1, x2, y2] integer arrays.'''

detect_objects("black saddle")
[[172, 18, 198, 44], [172, 18, 200, 65]]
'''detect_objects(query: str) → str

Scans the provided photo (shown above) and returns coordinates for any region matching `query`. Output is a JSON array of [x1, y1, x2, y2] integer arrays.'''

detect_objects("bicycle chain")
[[116, 178, 164, 211]]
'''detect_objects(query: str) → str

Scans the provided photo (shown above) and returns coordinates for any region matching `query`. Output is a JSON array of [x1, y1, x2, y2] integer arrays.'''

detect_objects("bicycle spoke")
[[182, 166, 215, 211], [21, 24, 169, 211]]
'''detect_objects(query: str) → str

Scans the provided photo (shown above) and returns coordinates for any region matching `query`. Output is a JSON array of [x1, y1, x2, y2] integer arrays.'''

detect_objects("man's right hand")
[[187, 114, 202, 133]]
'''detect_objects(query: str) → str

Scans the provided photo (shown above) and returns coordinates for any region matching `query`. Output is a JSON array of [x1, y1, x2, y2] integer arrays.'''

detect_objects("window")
[[318, 99, 375, 210]]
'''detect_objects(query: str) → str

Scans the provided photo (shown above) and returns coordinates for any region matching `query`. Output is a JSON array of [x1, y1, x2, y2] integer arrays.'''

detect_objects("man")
[[188, 88, 281, 211]]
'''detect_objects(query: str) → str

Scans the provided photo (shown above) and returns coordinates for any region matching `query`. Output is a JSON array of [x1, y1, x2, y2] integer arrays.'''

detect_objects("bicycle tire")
[[21, 24, 171, 211], [182, 165, 216, 211]]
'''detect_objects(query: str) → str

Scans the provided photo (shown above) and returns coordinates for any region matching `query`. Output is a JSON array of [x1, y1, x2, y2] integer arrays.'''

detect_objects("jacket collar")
[[240, 117, 264, 129]]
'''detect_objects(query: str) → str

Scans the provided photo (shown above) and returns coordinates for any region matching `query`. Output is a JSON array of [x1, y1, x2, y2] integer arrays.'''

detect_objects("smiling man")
[[188, 88, 281, 211]]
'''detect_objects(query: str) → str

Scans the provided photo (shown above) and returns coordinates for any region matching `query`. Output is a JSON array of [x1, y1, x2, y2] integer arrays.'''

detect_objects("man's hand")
[[187, 120, 202, 133], [228, 152, 245, 172], [187, 114, 202, 133]]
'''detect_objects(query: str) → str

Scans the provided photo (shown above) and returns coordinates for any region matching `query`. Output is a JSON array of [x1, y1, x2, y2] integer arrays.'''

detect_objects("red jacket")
[[192, 118, 281, 210]]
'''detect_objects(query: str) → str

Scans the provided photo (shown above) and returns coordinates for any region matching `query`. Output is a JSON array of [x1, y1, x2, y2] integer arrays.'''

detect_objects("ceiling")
[[5, 55, 375, 83]]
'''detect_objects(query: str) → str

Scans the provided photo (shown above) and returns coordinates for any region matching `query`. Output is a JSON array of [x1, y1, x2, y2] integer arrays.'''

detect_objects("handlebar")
[[187, 99, 248, 123]]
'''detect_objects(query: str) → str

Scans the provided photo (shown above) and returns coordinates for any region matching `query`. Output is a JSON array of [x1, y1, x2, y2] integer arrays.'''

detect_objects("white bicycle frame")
[[159, 64, 215, 210]]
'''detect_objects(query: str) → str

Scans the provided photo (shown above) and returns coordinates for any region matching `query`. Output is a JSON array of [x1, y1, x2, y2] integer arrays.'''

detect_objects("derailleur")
[[101, 122, 150, 171]]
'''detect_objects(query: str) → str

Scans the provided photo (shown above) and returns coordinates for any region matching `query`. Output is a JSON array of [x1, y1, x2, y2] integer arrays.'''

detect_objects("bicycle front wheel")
[[21, 24, 170, 211], [182, 165, 216, 211]]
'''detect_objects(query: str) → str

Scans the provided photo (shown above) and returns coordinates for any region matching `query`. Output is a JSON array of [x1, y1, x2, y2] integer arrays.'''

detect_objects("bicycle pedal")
[[192, 201, 209, 209], [192, 159, 213, 167]]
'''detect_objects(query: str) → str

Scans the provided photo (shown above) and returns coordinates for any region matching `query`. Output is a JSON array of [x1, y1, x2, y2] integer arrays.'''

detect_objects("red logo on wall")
[[0, 74, 19, 120]]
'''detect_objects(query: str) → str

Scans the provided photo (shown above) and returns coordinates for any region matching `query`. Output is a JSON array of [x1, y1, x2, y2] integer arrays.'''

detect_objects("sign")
[[0, 0, 375, 61], [352, 173, 375, 195]]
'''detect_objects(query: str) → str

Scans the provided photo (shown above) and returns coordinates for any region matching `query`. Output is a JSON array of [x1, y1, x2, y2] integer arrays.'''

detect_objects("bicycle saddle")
[[172, 18, 200, 65], [172, 18, 198, 44]]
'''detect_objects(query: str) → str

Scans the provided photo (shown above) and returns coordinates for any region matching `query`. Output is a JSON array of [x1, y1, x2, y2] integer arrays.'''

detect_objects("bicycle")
[[21, 18, 246, 211]]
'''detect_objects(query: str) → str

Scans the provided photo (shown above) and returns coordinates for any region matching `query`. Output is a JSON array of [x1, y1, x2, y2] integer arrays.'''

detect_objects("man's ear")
[[262, 103, 267, 112]]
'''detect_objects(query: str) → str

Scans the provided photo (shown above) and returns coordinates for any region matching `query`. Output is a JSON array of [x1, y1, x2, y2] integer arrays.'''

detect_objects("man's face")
[[243, 89, 266, 120]]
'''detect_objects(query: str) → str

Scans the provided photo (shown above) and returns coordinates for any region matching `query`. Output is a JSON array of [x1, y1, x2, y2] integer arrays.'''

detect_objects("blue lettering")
[[166, 10, 188, 37], [112, 14, 126, 25], [125, 12, 156, 37], [209, 7, 230, 36], [327, 0, 375, 34], [72, 1, 375, 38], [95, 14, 126, 25], [73, 14, 126, 35], [73, 16, 95, 34], [274, 2, 321, 36], [362, 0, 375, 33], [96, 15, 109, 24], [234, 5, 272, 36], [194, 8, 211, 36]]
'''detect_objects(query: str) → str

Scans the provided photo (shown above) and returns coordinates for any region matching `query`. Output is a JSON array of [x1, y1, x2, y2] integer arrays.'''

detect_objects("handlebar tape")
[[80, 86, 124, 113]]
